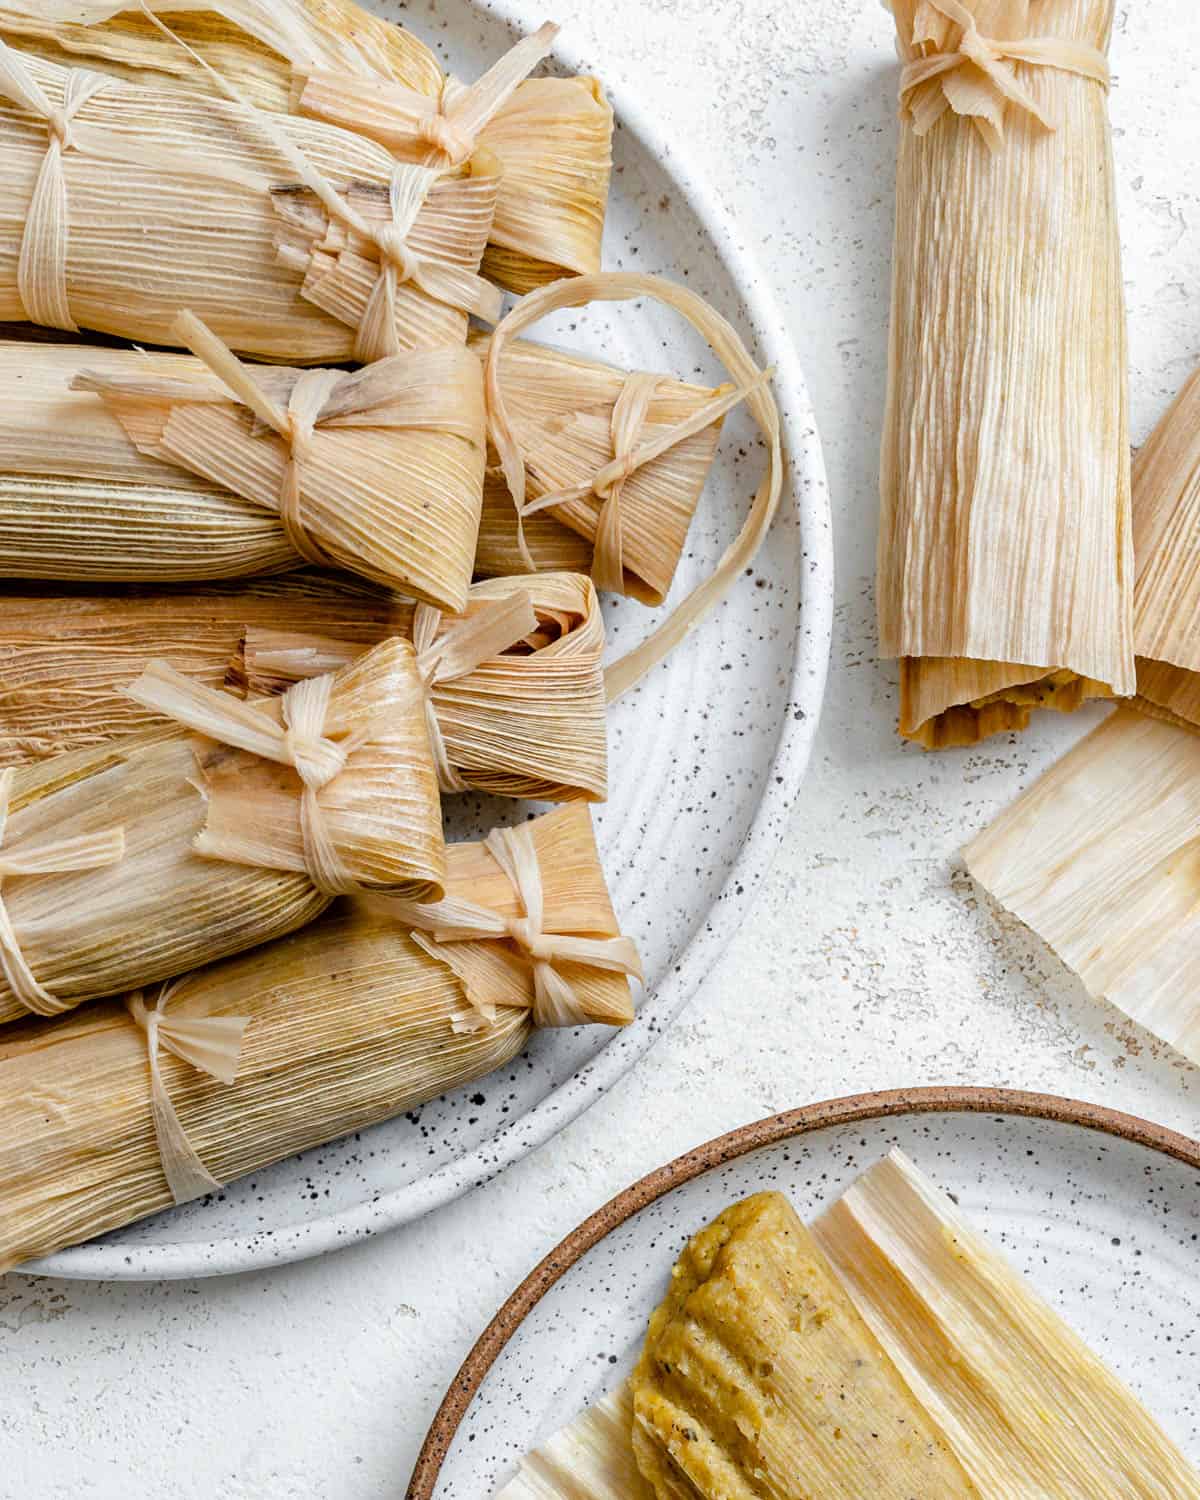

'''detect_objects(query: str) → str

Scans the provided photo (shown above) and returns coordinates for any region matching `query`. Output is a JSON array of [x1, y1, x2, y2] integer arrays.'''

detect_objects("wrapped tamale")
[[0, 326, 485, 605], [0, 1, 613, 293], [0, 571, 608, 801], [0, 636, 443, 1027], [0, 804, 639, 1272], [0, 35, 500, 360], [878, 0, 1134, 748]]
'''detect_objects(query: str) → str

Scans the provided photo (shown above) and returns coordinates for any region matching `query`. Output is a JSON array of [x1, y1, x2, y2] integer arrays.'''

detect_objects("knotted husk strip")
[[0, 803, 633, 1273], [0, 44, 498, 361], [471, 331, 728, 605], [0, 636, 443, 1026], [880, 0, 1134, 748], [0, 1, 614, 293], [814, 1150, 1200, 1498], [67, 325, 486, 605], [964, 707, 1200, 1067]]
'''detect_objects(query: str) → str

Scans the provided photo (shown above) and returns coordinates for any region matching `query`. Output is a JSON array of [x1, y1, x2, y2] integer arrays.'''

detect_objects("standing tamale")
[[878, 0, 1133, 747], [0, 328, 486, 605], [0, 804, 639, 1272], [0, 0, 614, 293], [0, 571, 608, 801], [0, 37, 499, 360], [0, 636, 443, 1027]]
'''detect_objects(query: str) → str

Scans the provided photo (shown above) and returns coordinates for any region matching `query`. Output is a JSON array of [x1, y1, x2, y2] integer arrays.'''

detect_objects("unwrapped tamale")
[[878, 0, 1133, 747], [0, 330, 485, 605], [0, 635, 443, 1026], [0, 0, 613, 293], [0, 37, 500, 360], [0, 804, 639, 1272]]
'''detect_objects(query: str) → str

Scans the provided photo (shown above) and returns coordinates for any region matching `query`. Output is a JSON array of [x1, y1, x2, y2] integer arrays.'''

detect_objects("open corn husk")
[[0, 635, 443, 1027], [0, 330, 485, 604], [814, 1150, 1200, 1498], [878, 0, 1133, 748], [0, 571, 607, 801], [0, 38, 499, 361], [0, 804, 637, 1272], [0, 1, 613, 294]]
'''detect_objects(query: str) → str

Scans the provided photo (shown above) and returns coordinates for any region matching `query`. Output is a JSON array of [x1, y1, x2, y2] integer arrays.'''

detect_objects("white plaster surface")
[[3, 1, 1199, 1493]]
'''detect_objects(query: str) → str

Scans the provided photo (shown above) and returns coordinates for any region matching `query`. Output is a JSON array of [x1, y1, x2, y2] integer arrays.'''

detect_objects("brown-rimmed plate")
[[409, 1086, 1200, 1497]]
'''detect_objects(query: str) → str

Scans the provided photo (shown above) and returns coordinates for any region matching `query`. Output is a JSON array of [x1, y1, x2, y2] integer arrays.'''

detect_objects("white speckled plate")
[[27, 0, 832, 1280], [411, 1089, 1200, 1497]]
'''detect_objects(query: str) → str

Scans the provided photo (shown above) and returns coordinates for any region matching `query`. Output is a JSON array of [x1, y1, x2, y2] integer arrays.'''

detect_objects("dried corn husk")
[[0, 635, 443, 1027], [496, 1387, 654, 1500], [814, 1149, 1200, 1498], [964, 707, 1200, 1065], [0, 804, 636, 1272], [0, 38, 499, 360], [0, 1, 613, 293], [0, 331, 485, 603], [879, 0, 1133, 748], [0, 571, 608, 800]]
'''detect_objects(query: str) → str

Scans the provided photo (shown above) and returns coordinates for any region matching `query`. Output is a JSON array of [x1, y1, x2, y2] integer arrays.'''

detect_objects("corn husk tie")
[[0, 44, 109, 329], [387, 823, 642, 1027], [899, 0, 1110, 152], [126, 981, 249, 1205], [127, 660, 364, 895], [412, 592, 538, 793], [0, 767, 125, 1017], [486, 273, 782, 700]]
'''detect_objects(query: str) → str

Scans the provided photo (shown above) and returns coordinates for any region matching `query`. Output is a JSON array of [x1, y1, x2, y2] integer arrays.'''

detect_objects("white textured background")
[[3, 2, 1199, 1494]]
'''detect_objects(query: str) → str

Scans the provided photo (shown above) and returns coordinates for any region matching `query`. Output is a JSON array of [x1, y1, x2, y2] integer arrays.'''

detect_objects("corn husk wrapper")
[[0, 42, 500, 361], [0, 804, 634, 1272], [879, 0, 1133, 748], [814, 1150, 1200, 1499], [0, 1, 613, 293], [0, 636, 443, 1026], [496, 1387, 655, 1500]]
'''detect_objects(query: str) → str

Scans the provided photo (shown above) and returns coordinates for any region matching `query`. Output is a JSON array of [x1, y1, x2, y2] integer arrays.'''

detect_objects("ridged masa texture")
[[0, 803, 634, 1273], [0, 636, 444, 1026], [878, 0, 1133, 747]]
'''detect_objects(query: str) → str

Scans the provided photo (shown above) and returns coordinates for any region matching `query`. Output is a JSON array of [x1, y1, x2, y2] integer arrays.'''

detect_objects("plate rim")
[[405, 1084, 1200, 1499], [30, 2, 834, 1280]]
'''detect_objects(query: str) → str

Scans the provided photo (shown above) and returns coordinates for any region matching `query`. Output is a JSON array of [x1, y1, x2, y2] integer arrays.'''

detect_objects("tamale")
[[0, 635, 443, 1026], [878, 0, 1133, 747], [0, 804, 639, 1272], [0, 571, 607, 801], [0, 1, 613, 293], [815, 1150, 1200, 1498], [0, 329, 485, 605], [0, 37, 500, 360]]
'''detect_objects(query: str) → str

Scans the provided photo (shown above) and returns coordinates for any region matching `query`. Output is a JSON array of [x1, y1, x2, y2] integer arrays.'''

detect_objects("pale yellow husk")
[[0, 0, 613, 292], [879, 0, 1133, 748], [964, 706, 1200, 1065], [496, 1387, 654, 1500], [0, 43, 499, 360], [0, 804, 633, 1273], [814, 1149, 1200, 1499], [0, 635, 443, 1026]]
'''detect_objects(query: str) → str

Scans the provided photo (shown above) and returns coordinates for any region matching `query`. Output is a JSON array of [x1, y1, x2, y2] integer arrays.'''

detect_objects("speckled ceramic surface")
[[417, 1092, 1200, 1497], [25, 0, 833, 1282]]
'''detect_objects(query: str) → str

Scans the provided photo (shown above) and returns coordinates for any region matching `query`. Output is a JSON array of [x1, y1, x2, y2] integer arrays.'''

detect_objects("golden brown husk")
[[472, 332, 728, 605], [0, 636, 443, 1026], [0, 804, 632, 1273], [879, 0, 1133, 747], [0, 46, 498, 360]]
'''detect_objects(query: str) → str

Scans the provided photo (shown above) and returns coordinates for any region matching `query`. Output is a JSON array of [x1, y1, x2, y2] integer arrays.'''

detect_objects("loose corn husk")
[[0, 571, 607, 801], [0, 804, 634, 1273], [814, 1149, 1200, 1499], [496, 1387, 654, 1500], [0, 635, 443, 1026], [879, 0, 1134, 748], [0, 41, 499, 361], [964, 706, 1200, 1066], [0, 1, 613, 294]]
